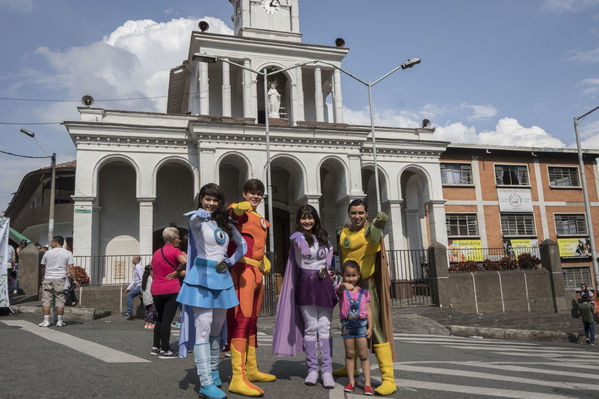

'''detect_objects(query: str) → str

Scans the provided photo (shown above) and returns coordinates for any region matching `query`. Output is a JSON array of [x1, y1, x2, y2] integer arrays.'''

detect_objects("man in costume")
[[226, 179, 275, 397], [336, 198, 396, 396]]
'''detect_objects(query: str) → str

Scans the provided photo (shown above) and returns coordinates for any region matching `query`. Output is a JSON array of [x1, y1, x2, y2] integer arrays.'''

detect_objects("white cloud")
[[342, 106, 419, 128], [542, 0, 599, 13], [477, 118, 565, 147], [568, 47, 599, 64], [36, 16, 233, 112], [0, 0, 32, 12], [577, 78, 599, 97], [462, 103, 498, 120], [433, 122, 478, 144], [0, 156, 50, 214], [579, 120, 599, 149]]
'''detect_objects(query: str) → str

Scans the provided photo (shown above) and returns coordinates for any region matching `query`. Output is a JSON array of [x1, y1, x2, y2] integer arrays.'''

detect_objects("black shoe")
[[126, 314, 135, 320]]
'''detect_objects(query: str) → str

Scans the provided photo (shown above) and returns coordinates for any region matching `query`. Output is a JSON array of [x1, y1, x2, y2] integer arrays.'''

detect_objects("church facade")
[[65, 0, 448, 277]]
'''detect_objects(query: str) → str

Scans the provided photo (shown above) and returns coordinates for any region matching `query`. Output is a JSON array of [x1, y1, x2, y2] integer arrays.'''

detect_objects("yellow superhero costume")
[[338, 212, 397, 396]]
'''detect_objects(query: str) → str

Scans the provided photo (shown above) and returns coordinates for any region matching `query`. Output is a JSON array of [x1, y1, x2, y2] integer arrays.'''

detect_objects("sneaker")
[[126, 314, 135, 321], [344, 383, 355, 393], [150, 347, 160, 356], [38, 320, 51, 327], [586, 338, 590, 344], [159, 350, 177, 359], [364, 386, 374, 396], [56, 320, 66, 327], [171, 322, 181, 329]]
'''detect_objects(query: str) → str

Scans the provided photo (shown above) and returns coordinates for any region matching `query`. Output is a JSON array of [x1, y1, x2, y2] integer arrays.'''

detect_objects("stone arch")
[[151, 156, 198, 198], [360, 163, 390, 215], [217, 151, 252, 206], [399, 164, 433, 251], [319, 156, 349, 236], [93, 154, 140, 198], [152, 159, 195, 251]]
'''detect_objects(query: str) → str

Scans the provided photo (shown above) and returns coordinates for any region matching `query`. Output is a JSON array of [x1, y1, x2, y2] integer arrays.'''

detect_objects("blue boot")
[[195, 343, 227, 399], [209, 335, 223, 387]]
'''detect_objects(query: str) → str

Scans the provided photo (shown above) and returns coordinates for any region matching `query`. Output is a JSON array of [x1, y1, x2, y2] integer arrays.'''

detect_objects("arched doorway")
[[400, 168, 431, 251], [257, 67, 291, 123], [361, 166, 389, 224], [320, 157, 348, 241], [153, 162, 195, 252], [219, 152, 251, 207]]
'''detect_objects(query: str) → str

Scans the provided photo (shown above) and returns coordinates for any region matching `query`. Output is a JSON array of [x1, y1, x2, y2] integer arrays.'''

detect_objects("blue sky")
[[1, 0, 598, 213]]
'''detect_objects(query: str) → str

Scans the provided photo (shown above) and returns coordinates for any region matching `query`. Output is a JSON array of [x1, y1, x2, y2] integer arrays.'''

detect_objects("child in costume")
[[226, 179, 275, 397], [336, 260, 373, 395], [176, 183, 247, 399], [273, 204, 337, 388]]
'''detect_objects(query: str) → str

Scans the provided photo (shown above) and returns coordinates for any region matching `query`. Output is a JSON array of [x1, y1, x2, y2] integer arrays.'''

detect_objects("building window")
[[501, 213, 536, 236], [563, 267, 592, 290], [440, 163, 472, 185], [446, 214, 479, 237], [495, 165, 529, 186], [548, 166, 580, 187], [555, 214, 587, 236]]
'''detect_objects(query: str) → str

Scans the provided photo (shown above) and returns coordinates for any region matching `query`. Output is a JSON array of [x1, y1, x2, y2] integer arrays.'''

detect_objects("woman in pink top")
[[150, 226, 186, 358], [335, 260, 373, 395]]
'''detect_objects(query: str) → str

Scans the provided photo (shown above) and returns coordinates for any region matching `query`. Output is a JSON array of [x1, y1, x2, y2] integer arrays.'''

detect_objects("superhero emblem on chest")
[[260, 218, 267, 229], [342, 237, 350, 248], [214, 228, 227, 245], [316, 247, 327, 260]]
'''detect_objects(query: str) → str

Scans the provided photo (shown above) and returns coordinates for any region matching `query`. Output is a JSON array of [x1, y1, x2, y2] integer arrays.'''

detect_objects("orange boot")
[[229, 338, 264, 397]]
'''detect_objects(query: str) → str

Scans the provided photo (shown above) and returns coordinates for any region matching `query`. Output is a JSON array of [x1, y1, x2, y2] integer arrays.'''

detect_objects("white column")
[[428, 200, 448, 246], [199, 147, 216, 187], [199, 60, 209, 115], [348, 155, 363, 196], [304, 195, 321, 214], [138, 199, 154, 255], [221, 58, 231, 117], [387, 200, 404, 251], [533, 158, 549, 240], [72, 198, 95, 257], [250, 61, 258, 121], [293, 66, 305, 123], [314, 67, 324, 122], [333, 69, 343, 123], [290, 1, 300, 33], [471, 156, 488, 248], [243, 59, 251, 119]]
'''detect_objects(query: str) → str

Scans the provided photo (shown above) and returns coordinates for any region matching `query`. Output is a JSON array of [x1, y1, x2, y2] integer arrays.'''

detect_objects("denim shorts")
[[341, 318, 368, 338]]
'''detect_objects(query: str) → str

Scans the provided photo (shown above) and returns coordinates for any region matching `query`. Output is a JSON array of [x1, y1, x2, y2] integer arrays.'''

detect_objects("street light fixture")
[[315, 58, 422, 213], [20, 128, 56, 245], [573, 105, 599, 290], [192, 53, 317, 255]]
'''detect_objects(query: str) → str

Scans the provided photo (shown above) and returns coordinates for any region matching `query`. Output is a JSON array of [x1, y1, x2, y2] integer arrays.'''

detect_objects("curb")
[[11, 305, 111, 321], [447, 325, 579, 343]]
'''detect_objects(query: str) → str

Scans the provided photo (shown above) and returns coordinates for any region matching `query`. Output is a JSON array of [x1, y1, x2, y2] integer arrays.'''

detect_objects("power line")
[[0, 149, 49, 159]]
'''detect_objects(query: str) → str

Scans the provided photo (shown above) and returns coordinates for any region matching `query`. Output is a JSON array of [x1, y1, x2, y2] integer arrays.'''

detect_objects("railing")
[[447, 247, 542, 272], [386, 249, 433, 307], [74, 254, 153, 285], [262, 251, 278, 316]]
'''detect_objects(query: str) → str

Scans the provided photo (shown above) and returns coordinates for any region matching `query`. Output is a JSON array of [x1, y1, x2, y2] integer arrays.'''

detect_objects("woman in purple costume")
[[272, 204, 337, 388]]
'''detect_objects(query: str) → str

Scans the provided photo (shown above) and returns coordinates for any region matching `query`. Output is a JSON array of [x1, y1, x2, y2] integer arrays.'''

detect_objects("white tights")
[[193, 307, 227, 343], [299, 305, 332, 342]]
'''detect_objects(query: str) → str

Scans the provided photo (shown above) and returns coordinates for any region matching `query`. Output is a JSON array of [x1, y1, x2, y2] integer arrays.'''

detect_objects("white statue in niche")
[[267, 82, 281, 118]]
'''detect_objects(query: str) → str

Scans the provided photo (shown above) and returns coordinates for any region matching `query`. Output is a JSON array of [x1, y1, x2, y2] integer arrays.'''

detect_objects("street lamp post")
[[19, 128, 56, 245], [315, 59, 421, 213], [573, 105, 599, 290], [192, 54, 316, 254]]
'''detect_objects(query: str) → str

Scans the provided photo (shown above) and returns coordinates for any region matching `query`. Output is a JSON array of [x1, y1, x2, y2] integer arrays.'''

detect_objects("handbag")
[[161, 247, 182, 285]]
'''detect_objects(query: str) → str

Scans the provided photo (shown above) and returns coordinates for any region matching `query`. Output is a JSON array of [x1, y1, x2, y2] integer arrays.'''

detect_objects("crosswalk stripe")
[[451, 361, 599, 381], [483, 351, 599, 362], [398, 378, 576, 399], [395, 336, 537, 345], [395, 364, 598, 391], [441, 344, 596, 356], [2, 320, 150, 363]]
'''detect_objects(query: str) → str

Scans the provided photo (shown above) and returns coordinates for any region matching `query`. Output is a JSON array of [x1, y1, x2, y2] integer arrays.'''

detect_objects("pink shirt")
[[150, 244, 183, 295], [336, 285, 371, 320]]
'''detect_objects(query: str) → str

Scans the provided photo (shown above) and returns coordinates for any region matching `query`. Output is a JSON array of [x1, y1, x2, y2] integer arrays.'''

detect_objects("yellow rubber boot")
[[373, 342, 397, 396], [229, 338, 264, 397], [332, 343, 359, 376], [245, 338, 276, 382]]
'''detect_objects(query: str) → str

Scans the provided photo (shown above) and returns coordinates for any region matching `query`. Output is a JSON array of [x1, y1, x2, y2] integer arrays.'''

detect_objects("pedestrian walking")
[[578, 296, 596, 346], [125, 255, 144, 319], [39, 236, 78, 327], [150, 226, 186, 358]]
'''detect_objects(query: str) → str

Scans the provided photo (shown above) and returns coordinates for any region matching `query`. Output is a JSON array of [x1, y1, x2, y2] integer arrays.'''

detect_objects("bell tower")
[[230, 0, 301, 42]]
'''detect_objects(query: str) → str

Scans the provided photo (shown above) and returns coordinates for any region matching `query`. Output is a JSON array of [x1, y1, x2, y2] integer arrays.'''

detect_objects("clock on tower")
[[230, 0, 302, 42]]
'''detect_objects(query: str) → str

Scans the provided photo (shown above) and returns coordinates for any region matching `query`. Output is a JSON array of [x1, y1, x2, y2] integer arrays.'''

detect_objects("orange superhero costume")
[[226, 202, 275, 397]]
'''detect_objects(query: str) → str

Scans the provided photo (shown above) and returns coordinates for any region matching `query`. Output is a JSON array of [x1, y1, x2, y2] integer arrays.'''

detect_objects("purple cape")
[[272, 244, 304, 357]]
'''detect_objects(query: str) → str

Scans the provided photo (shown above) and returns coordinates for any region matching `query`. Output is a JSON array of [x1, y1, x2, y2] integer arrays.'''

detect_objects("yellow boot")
[[373, 342, 397, 396], [229, 338, 264, 397], [332, 344, 359, 376], [245, 337, 276, 382]]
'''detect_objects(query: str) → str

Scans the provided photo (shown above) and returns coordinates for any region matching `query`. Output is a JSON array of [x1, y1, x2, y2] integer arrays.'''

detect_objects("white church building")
[[65, 0, 448, 276]]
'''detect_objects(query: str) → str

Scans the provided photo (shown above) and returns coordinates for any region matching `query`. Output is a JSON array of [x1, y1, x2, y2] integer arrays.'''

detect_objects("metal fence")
[[447, 247, 542, 272], [386, 249, 433, 307], [74, 254, 153, 285]]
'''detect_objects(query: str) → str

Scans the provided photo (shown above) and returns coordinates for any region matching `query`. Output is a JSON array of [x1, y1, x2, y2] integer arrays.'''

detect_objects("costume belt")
[[240, 256, 264, 272]]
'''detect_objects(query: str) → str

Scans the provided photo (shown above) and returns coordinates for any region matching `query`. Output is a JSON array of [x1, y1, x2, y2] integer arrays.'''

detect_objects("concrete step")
[[11, 303, 111, 321]]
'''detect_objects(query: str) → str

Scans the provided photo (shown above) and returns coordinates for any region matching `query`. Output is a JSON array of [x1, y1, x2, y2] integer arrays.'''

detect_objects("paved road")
[[1, 314, 597, 398]]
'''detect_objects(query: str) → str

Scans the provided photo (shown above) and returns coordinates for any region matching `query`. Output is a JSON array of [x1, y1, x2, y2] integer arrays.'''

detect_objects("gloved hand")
[[290, 232, 311, 257], [232, 201, 253, 216], [372, 212, 388, 229], [184, 208, 212, 221], [262, 256, 271, 274], [224, 256, 236, 267]]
